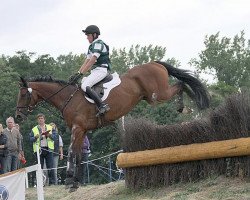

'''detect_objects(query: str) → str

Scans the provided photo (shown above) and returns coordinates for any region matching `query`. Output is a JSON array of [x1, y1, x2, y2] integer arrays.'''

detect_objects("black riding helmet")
[[82, 25, 100, 35]]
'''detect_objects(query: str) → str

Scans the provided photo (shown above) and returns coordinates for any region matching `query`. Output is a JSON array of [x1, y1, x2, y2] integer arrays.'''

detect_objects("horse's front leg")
[[65, 141, 76, 189], [71, 154, 82, 191], [65, 152, 82, 192], [65, 125, 86, 192], [65, 141, 82, 192]]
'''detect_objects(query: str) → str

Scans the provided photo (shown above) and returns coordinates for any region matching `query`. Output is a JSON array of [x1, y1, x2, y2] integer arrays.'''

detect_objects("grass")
[[25, 176, 250, 200]]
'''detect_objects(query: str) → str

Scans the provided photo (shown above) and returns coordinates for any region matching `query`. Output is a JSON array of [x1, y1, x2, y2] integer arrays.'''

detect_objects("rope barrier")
[[39, 147, 123, 175]]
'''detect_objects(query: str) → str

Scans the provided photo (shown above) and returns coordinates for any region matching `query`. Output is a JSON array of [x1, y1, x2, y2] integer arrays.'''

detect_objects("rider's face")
[[86, 34, 94, 43]]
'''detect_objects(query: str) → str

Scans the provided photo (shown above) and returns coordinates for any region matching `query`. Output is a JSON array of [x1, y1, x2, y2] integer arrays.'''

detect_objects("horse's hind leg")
[[157, 81, 184, 112], [177, 89, 184, 113]]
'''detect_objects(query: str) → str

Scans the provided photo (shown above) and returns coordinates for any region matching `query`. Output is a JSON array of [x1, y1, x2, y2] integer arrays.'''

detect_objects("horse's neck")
[[31, 82, 68, 108]]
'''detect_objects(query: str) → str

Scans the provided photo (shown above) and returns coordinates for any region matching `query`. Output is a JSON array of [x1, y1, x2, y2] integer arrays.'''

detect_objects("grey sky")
[[1, 0, 250, 72]]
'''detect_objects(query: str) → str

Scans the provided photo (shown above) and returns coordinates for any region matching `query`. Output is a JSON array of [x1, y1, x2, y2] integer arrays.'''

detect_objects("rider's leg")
[[85, 87, 110, 115], [81, 67, 108, 91], [81, 67, 110, 115]]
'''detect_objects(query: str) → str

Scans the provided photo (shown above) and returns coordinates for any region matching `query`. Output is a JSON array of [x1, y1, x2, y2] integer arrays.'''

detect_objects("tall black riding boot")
[[85, 86, 110, 116]]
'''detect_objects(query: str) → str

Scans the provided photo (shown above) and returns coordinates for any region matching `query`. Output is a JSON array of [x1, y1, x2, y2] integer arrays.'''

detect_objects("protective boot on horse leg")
[[65, 145, 75, 189], [65, 141, 81, 190], [65, 148, 82, 192], [85, 86, 110, 116], [69, 155, 82, 193]]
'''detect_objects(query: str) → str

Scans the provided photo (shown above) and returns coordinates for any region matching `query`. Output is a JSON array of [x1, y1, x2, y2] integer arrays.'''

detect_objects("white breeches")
[[81, 67, 108, 92]]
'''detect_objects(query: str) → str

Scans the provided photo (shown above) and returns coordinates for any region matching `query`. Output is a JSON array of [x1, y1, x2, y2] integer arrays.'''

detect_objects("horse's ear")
[[19, 76, 28, 88]]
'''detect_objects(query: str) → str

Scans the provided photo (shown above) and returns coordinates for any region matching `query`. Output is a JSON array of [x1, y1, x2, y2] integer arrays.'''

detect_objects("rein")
[[39, 84, 79, 118], [60, 86, 79, 115], [36, 84, 79, 118]]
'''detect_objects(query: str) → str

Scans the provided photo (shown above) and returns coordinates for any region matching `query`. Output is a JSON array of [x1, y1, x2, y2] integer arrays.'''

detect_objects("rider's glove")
[[68, 71, 83, 84]]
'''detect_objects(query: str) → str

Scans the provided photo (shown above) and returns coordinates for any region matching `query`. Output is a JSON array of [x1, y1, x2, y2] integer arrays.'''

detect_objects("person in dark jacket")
[[0, 123, 8, 174], [50, 122, 64, 185], [14, 123, 26, 168]]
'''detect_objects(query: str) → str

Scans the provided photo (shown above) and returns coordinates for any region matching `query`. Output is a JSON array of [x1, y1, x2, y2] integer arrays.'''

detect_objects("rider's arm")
[[78, 55, 97, 74]]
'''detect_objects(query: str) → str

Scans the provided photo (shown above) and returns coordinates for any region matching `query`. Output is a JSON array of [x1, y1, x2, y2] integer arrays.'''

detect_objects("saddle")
[[90, 74, 113, 98], [83, 72, 121, 103]]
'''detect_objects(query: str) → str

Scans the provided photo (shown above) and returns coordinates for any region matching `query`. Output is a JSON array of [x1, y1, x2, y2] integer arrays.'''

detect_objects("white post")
[[36, 145, 44, 200], [25, 173, 29, 188], [36, 145, 41, 165], [121, 116, 125, 131]]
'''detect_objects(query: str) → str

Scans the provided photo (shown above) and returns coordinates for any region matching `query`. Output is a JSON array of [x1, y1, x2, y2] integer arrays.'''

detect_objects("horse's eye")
[[20, 88, 28, 96]]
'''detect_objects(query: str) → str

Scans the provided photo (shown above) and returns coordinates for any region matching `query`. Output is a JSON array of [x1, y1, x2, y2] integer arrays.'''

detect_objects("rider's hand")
[[68, 72, 83, 84]]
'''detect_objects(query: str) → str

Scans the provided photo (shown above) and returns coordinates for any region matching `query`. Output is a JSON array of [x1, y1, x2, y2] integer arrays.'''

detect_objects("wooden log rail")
[[116, 137, 250, 168]]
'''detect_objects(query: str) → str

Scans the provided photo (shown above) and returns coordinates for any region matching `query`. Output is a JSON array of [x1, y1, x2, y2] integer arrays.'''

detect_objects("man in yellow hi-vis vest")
[[29, 113, 56, 185]]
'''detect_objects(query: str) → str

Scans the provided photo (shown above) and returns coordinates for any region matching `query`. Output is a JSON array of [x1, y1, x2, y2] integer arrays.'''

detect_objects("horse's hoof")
[[65, 177, 74, 189], [69, 187, 78, 193], [65, 184, 73, 190], [68, 182, 79, 193]]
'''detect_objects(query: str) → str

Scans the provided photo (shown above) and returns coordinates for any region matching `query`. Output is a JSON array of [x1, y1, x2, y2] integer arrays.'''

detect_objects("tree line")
[[0, 31, 249, 184]]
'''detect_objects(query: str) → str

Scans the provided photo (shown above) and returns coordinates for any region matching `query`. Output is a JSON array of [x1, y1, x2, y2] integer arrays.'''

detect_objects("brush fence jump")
[[116, 137, 250, 168]]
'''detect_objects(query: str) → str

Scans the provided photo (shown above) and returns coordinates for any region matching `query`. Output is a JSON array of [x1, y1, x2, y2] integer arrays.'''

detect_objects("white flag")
[[0, 169, 26, 200]]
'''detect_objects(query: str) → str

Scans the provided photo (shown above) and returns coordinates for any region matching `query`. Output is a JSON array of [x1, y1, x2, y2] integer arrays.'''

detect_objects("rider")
[[74, 25, 111, 116]]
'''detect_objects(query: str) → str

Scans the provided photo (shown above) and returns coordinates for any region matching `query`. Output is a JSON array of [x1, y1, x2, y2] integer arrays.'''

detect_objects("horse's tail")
[[155, 61, 210, 110]]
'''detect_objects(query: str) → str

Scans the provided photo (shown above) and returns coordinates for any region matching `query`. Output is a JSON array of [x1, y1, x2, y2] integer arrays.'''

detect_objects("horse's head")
[[15, 77, 37, 122]]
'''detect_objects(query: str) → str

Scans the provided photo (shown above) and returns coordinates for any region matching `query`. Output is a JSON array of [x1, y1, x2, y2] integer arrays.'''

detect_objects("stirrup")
[[96, 104, 110, 116]]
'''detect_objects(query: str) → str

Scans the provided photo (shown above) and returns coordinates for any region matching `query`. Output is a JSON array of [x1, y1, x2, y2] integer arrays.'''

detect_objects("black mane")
[[26, 75, 69, 85]]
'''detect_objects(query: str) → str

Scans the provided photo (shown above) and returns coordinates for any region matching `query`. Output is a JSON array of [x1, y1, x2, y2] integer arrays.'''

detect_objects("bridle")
[[16, 87, 34, 117], [16, 83, 79, 119]]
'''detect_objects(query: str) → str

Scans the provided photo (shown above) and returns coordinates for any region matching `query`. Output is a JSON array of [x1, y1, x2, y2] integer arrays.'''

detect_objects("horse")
[[15, 61, 210, 191]]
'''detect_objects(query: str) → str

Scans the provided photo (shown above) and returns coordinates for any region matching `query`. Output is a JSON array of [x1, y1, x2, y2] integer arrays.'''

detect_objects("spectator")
[[79, 135, 90, 185], [3, 117, 21, 172], [29, 113, 55, 185], [0, 123, 8, 174], [50, 122, 63, 185], [14, 123, 26, 168]]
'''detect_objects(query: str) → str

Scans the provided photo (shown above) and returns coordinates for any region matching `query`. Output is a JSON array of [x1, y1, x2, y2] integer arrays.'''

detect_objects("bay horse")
[[15, 61, 210, 191]]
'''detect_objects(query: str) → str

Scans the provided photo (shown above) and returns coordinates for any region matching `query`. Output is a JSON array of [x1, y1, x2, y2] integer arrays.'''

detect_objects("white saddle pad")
[[85, 72, 121, 103]]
